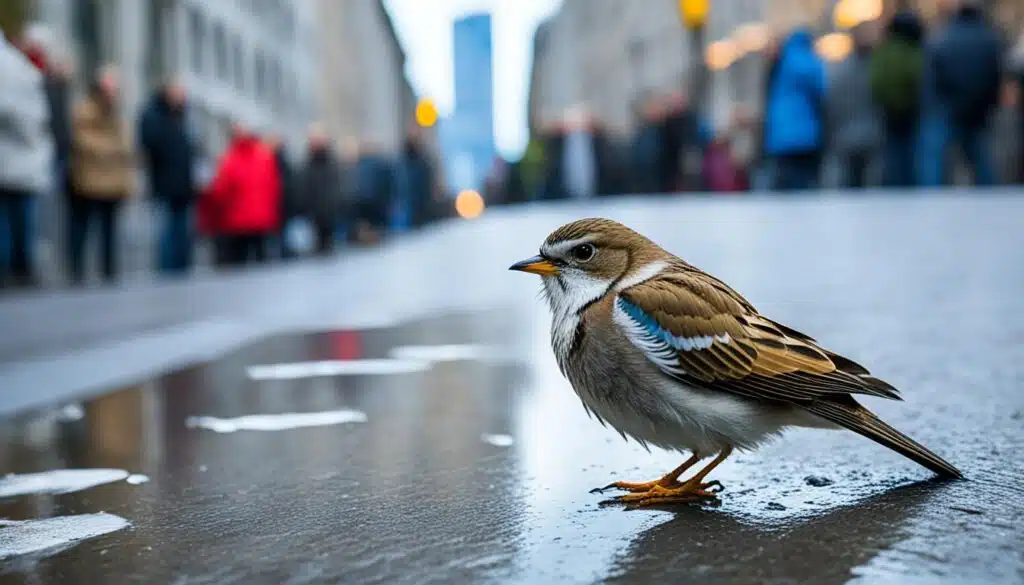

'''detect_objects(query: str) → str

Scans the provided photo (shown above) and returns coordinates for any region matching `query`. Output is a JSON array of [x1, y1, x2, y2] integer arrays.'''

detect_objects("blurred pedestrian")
[[22, 23, 72, 274], [590, 119, 620, 196], [0, 28, 51, 289], [1009, 34, 1024, 183], [828, 23, 882, 189], [631, 93, 665, 194], [764, 27, 827, 191], [540, 120, 567, 200], [68, 65, 133, 285], [702, 112, 751, 194], [353, 143, 391, 245], [264, 134, 296, 259], [660, 92, 702, 192], [752, 35, 783, 191], [396, 124, 434, 229], [138, 77, 198, 276], [518, 131, 546, 201], [922, 0, 1002, 186], [562, 106, 598, 200], [202, 122, 281, 266], [296, 123, 346, 256], [871, 10, 925, 188]]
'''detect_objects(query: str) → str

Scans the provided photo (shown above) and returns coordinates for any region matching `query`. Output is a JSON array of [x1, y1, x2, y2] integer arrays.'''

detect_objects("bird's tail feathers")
[[807, 400, 963, 479]]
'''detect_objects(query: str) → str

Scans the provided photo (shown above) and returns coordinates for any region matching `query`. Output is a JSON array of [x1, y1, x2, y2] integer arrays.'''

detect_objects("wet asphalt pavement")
[[1, 194, 1023, 584]]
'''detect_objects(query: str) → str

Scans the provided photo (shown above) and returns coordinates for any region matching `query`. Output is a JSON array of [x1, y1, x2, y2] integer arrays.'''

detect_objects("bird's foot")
[[601, 480, 724, 507], [590, 477, 684, 494]]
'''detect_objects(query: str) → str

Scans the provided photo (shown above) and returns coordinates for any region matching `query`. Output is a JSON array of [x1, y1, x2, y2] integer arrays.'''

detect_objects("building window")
[[232, 36, 245, 90], [213, 22, 228, 81], [254, 50, 267, 100], [188, 7, 205, 75]]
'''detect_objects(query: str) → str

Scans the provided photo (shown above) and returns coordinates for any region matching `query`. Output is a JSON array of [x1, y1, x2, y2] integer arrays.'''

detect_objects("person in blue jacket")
[[763, 27, 827, 191]]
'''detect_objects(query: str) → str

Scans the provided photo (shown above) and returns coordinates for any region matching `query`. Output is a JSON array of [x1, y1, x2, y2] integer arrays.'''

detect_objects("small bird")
[[510, 218, 962, 506]]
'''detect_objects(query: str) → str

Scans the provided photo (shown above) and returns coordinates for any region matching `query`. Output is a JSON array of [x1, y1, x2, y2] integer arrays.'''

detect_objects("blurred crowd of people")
[[501, 0, 1024, 202], [3, 0, 1024, 291], [0, 25, 438, 290]]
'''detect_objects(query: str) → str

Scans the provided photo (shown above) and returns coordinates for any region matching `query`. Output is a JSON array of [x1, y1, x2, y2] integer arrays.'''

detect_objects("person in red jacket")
[[201, 122, 281, 266]]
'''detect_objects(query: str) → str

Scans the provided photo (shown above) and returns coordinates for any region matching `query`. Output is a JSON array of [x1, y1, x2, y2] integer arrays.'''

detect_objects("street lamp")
[[678, 0, 709, 115]]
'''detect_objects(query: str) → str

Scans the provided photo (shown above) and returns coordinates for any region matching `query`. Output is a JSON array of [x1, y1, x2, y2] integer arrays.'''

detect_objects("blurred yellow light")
[[415, 98, 438, 128], [733, 23, 769, 53], [678, 0, 709, 29], [455, 190, 485, 219], [816, 32, 853, 62], [706, 40, 738, 72], [833, 0, 883, 29]]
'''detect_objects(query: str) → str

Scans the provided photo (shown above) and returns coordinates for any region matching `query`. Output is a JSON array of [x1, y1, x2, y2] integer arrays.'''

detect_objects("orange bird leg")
[[612, 447, 733, 506], [590, 453, 701, 494]]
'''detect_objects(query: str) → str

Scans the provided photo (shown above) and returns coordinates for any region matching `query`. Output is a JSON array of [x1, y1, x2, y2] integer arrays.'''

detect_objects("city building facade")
[[316, 0, 420, 157], [30, 0, 318, 157]]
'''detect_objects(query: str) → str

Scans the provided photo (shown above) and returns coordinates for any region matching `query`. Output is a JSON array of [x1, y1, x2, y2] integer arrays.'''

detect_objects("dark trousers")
[[949, 122, 995, 186], [883, 128, 917, 188], [67, 196, 121, 284], [218, 233, 267, 267], [838, 150, 872, 189], [0, 188, 33, 284], [314, 221, 334, 256], [774, 153, 821, 191], [158, 203, 193, 275]]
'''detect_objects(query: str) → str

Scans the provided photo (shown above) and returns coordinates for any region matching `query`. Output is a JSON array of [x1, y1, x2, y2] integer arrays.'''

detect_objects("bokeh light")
[[415, 98, 438, 128], [816, 32, 853, 62], [455, 190, 485, 219], [706, 40, 738, 71], [833, 0, 883, 29], [732, 23, 769, 53]]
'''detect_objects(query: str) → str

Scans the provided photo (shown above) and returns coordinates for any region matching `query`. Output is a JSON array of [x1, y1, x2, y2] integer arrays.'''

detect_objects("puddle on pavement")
[[0, 306, 1020, 584]]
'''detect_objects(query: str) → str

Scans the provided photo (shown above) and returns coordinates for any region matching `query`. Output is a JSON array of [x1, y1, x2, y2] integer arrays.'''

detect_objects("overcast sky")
[[383, 0, 562, 159]]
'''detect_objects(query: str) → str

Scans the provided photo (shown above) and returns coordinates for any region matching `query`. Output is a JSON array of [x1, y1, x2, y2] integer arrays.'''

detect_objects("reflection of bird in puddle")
[[607, 480, 941, 584], [511, 219, 962, 507]]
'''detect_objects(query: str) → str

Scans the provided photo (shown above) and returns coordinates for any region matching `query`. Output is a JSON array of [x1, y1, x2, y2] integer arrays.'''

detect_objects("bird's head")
[[510, 218, 668, 315]]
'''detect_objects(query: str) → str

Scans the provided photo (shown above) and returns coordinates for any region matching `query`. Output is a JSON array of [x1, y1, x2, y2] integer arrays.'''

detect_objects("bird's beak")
[[509, 255, 559, 276]]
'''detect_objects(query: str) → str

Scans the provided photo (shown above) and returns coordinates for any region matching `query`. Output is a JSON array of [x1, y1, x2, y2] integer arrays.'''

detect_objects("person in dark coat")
[[871, 10, 925, 187], [138, 79, 197, 275], [927, 0, 1003, 186], [539, 120, 567, 200], [632, 93, 666, 194], [660, 91, 703, 192], [296, 125, 346, 256], [264, 134, 297, 259], [396, 125, 434, 229], [352, 143, 393, 245]]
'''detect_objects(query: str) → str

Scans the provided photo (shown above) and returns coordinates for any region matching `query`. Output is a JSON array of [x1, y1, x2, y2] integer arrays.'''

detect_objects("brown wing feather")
[[619, 269, 902, 402]]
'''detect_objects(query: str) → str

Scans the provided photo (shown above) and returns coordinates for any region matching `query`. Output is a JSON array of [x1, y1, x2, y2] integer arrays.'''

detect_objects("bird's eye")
[[571, 243, 596, 262]]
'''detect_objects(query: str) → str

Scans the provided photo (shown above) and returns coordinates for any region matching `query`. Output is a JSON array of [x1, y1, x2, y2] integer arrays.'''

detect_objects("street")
[[1, 193, 1023, 584]]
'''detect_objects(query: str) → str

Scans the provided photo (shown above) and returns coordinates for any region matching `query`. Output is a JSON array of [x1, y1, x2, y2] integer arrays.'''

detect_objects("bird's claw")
[[702, 480, 724, 494], [598, 481, 725, 508]]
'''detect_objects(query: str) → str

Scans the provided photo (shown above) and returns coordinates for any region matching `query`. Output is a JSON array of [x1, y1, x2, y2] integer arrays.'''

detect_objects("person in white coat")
[[0, 30, 52, 288]]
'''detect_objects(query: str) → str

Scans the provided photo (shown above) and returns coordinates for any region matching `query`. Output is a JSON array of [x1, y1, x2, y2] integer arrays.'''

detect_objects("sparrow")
[[510, 218, 962, 506]]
